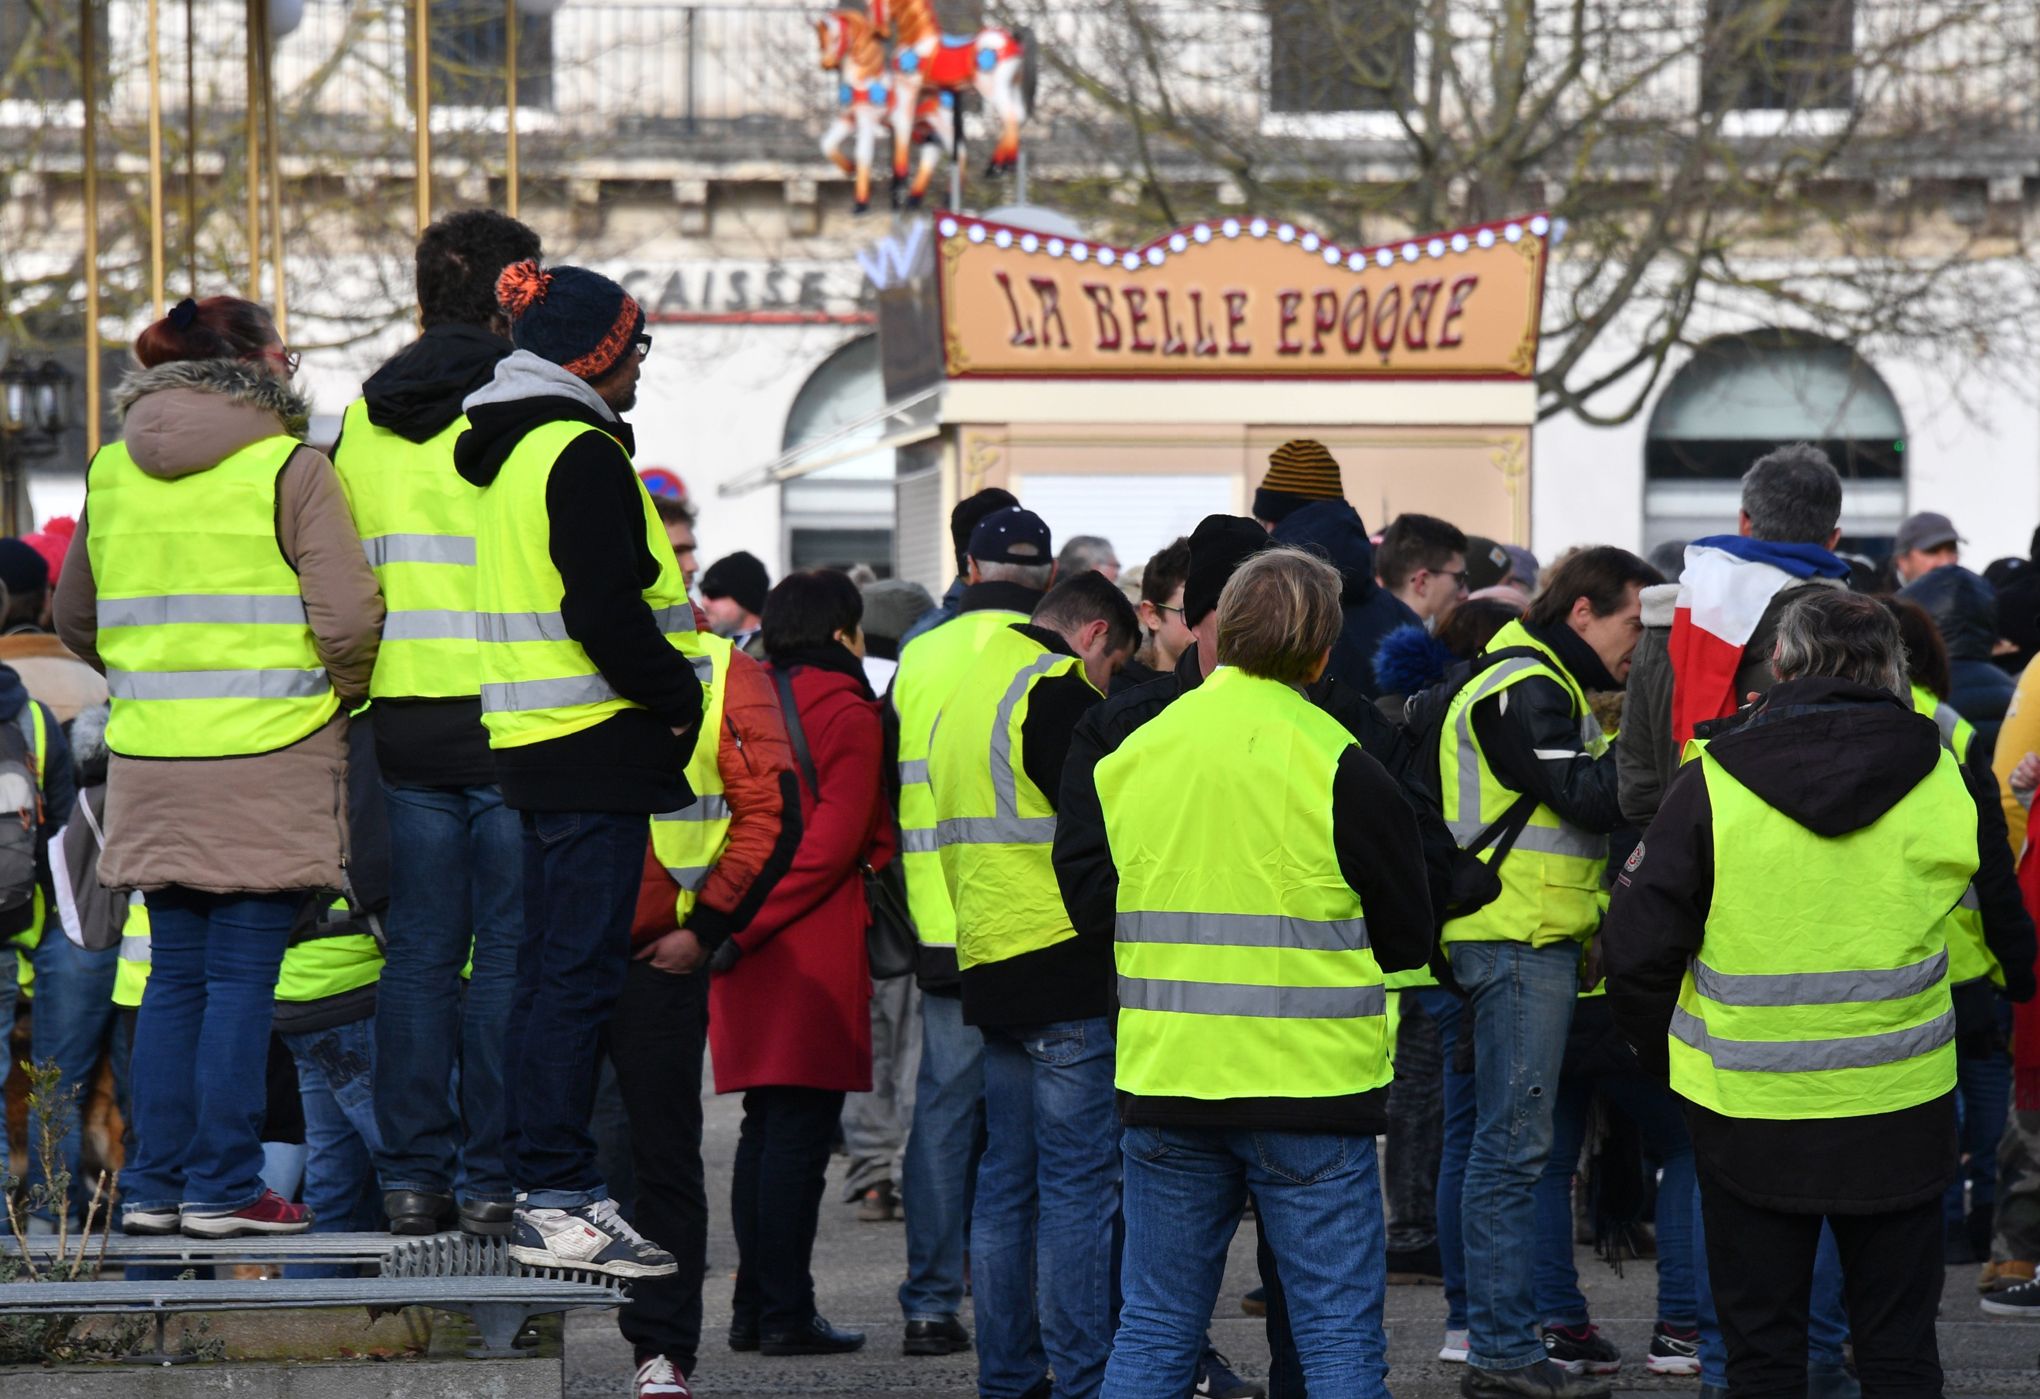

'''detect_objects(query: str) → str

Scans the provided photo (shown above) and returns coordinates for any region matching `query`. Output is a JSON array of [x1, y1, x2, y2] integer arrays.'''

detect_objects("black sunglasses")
[[632, 333, 653, 361]]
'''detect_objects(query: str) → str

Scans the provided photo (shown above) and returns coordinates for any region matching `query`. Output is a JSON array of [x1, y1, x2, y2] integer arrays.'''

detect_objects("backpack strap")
[[770, 666, 821, 800]]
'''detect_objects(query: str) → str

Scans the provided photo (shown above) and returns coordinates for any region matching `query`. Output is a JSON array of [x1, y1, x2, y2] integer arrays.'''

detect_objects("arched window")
[[1644, 330, 1904, 551], [780, 334, 893, 575]]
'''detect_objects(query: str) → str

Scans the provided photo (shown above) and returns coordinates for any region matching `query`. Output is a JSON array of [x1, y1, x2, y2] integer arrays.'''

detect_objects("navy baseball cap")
[[967, 506, 1052, 565]]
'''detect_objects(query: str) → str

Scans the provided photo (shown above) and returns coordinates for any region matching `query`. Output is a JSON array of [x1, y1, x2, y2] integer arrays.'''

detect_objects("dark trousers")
[[612, 962, 711, 1372], [731, 1085, 847, 1335], [1699, 1175, 1944, 1398], [505, 809, 642, 1206]]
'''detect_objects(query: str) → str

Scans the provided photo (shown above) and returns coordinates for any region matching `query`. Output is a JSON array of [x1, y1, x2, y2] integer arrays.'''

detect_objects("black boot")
[[1461, 1361, 1614, 1399], [459, 1199, 514, 1238], [902, 1315, 971, 1356]]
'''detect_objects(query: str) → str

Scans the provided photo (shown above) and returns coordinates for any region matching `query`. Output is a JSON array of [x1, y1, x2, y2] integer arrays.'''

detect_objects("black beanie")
[[699, 551, 771, 617], [1185, 515, 1275, 626]]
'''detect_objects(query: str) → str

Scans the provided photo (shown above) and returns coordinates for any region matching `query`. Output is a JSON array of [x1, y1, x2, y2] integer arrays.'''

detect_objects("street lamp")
[[0, 356, 77, 537]]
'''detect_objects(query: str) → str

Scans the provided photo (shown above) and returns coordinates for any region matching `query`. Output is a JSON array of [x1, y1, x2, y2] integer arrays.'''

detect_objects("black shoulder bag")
[[770, 666, 920, 981]]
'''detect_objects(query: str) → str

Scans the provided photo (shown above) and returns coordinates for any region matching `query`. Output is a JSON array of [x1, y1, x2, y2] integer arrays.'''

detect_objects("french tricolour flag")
[[1667, 536, 1852, 746]]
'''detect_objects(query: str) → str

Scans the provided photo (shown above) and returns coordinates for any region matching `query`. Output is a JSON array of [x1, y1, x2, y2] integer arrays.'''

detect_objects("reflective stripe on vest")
[[1667, 747, 1971, 1120], [649, 634, 733, 926], [473, 419, 694, 748], [1437, 619, 1608, 947], [333, 399, 484, 700], [87, 436, 340, 759], [1098, 666, 1390, 1101], [929, 627, 1083, 971], [891, 607, 1030, 949], [1909, 683, 2001, 987], [5, 704, 52, 957], [276, 901, 384, 1004]]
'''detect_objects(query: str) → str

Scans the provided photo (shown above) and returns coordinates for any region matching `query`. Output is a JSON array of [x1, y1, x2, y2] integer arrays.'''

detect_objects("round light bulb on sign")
[[268, 0, 304, 38]]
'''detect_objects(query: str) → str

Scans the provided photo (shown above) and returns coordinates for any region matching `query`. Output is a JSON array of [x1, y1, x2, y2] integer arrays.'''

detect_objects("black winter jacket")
[[1604, 678, 2035, 1214], [1901, 564, 2017, 756], [1053, 645, 1435, 1134], [453, 356, 702, 813], [1272, 500, 1417, 700], [1468, 619, 1627, 839], [338, 324, 513, 789]]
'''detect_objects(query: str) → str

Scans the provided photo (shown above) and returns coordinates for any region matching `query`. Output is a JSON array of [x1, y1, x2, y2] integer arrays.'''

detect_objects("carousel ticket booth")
[[873, 209, 1554, 592]]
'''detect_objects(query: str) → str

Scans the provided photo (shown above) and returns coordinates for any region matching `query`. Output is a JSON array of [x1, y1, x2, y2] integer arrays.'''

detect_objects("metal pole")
[[504, 0, 519, 218], [260, 0, 286, 340], [147, 0, 165, 320], [82, 0, 102, 467], [1014, 149, 1026, 207], [245, 0, 261, 300], [415, 0, 432, 236], [948, 100, 963, 211], [184, 0, 197, 289], [683, 7, 696, 136]]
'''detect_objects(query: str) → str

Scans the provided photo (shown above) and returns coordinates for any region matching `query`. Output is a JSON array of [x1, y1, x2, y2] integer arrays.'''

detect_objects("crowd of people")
[[5, 206, 2040, 1399]]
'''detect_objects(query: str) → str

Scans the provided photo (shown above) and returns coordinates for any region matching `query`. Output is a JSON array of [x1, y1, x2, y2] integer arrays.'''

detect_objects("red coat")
[[708, 661, 893, 1094]]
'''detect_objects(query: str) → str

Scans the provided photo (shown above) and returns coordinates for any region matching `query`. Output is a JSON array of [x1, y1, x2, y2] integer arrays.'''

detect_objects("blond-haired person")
[[1092, 548, 1434, 1399]]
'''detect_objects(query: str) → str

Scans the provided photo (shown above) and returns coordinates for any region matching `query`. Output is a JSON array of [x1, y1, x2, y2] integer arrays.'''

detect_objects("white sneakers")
[[509, 1198, 677, 1279], [1440, 1328, 1471, 1363]]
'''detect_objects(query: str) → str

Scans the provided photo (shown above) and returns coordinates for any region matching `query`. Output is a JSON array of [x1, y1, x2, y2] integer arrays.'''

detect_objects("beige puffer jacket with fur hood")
[[53, 358, 384, 895]]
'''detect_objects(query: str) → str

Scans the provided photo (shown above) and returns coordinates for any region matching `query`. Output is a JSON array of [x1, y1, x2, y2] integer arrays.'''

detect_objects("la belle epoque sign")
[[934, 211, 1550, 381]]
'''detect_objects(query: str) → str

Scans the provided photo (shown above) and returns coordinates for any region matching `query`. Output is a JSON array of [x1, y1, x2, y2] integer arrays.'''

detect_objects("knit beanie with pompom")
[[494, 260, 644, 382]]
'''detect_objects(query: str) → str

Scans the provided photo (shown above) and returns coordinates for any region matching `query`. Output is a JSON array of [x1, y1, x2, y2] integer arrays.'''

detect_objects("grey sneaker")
[[509, 1199, 676, 1279]]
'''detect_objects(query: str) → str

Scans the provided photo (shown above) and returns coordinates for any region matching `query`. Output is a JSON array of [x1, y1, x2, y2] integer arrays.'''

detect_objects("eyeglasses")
[[1153, 603, 1185, 617], [1430, 568, 1468, 586], [263, 345, 301, 377], [632, 333, 653, 361]]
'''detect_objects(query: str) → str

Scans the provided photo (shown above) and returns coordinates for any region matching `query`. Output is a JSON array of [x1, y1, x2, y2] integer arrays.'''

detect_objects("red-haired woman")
[[55, 295, 383, 1237]]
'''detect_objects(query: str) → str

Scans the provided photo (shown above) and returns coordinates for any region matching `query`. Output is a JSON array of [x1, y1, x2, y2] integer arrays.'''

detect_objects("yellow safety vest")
[[1438, 619, 1607, 947], [1669, 747, 1971, 1120], [472, 419, 694, 749], [86, 436, 340, 758], [276, 897, 384, 1004], [929, 623, 1088, 971], [649, 632, 732, 924], [1098, 666, 1390, 1100], [892, 607, 1030, 951], [332, 398, 480, 701], [1908, 683, 2000, 988]]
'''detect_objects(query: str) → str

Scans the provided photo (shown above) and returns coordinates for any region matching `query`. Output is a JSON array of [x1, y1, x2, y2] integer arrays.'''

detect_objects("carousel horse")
[[871, 0, 1030, 207], [816, 10, 889, 213]]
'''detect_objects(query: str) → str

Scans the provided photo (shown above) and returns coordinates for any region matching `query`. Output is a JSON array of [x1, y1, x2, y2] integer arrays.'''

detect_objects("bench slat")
[[0, 1276, 622, 1314]]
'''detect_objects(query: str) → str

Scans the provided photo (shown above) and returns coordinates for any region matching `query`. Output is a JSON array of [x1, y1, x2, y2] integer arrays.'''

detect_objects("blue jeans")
[[1106, 1126, 1389, 1399], [898, 989, 985, 1321], [1449, 939, 1580, 1372], [374, 780, 519, 1205], [505, 809, 642, 1209], [974, 1018, 1120, 1399], [27, 931, 119, 1220], [121, 889, 297, 1216], [1415, 986, 1473, 1334], [283, 1015, 385, 1276], [1534, 1062, 1696, 1327], [1693, 1179, 1853, 1386], [1947, 1038, 2012, 1231]]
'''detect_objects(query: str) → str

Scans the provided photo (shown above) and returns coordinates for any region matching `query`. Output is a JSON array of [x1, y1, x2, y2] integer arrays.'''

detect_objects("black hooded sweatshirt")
[[453, 369, 701, 814], [336, 324, 513, 789], [1604, 678, 2037, 1213]]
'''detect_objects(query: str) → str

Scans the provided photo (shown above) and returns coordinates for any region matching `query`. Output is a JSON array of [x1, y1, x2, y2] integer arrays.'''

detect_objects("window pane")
[[411, 0, 554, 109], [1703, 0, 1855, 112], [1267, 0, 1413, 114]]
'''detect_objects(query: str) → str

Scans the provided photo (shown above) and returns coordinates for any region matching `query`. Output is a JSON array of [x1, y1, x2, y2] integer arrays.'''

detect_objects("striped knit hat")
[[496, 260, 644, 383], [1255, 439, 1345, 524]]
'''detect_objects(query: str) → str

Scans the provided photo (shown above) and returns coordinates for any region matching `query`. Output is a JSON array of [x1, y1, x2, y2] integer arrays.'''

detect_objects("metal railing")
[[3, 0, 2035, 154]]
